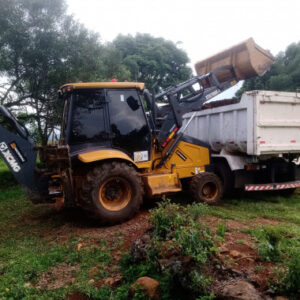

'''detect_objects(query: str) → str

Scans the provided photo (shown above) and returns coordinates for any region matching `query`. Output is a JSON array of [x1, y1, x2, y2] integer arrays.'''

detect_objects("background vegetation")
[[0, 0, 192, 144], [237, 41, 300, 97]]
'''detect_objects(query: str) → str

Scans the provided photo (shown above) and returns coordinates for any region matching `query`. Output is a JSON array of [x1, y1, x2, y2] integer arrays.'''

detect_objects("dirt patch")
[[200, 215, 220, 229], [226, 219, 250, 231], [66, 292, 92, 300], [248, 262, 277, 292], [201, 215, 281, 231], [21, 206, 283, 295], [255, 217, 280, 226], [36, 263, 78, 290], [21, 207, 151, 251], [200, 215, 252, 232], [217, 227, 277, 292]]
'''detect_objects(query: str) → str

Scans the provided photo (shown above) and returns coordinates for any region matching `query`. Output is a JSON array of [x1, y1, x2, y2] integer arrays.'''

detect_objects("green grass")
[[1, 157, 300, 298], [0, 161, 115, 299], [206, 192, 300, 224]]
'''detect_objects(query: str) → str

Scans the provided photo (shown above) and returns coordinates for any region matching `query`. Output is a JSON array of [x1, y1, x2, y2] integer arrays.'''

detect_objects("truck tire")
[[214, 160, 233, 196], [190, 172, 223, 205], [80, 162, 143, 224]]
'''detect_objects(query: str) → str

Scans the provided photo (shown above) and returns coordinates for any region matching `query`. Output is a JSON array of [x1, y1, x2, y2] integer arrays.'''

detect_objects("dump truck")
[[0, 38, 274, 223], [183, 90, 300, 195]]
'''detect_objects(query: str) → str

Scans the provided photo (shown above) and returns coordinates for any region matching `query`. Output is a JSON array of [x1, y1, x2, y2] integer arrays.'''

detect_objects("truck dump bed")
[[183, 90, 300, 156]]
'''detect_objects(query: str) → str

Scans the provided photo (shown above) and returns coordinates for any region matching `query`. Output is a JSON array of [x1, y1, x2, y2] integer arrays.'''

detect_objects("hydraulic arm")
[[154, 65, 238, 146]]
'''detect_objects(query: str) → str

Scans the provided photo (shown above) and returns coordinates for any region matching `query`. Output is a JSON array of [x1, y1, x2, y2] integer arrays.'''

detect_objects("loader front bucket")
[[195, 38, 275, 82]]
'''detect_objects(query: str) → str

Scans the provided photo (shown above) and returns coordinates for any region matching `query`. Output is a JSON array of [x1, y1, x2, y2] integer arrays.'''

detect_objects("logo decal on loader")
[[0, 142, 7, 151], [0, 142, 21, 172]]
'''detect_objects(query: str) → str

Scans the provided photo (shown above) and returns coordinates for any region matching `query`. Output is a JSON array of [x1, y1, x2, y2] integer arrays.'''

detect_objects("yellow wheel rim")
[[99, 177, 131, 211], [200, 182, 218, 202]]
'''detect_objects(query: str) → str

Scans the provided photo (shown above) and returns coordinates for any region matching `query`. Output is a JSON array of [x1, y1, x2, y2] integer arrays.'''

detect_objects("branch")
[[0, 78, 20, 104], [5, 94, 33, 107]]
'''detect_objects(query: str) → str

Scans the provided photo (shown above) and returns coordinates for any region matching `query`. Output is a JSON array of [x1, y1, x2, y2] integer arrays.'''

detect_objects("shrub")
[[140, 199, 217, 298], [283, 250, 300, 295]]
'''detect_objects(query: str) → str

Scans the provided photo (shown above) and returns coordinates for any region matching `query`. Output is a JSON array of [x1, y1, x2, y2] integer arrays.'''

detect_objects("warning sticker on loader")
[[9, 142, 26, 163], [134, 151, 148, 162], [0, 142, 21, 172]]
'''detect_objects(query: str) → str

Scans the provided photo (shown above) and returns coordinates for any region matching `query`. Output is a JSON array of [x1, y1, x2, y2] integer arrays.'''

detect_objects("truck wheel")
[[80, 162, 143, 224], [190, 172, 223, 205], [214, 161, 233, 196]]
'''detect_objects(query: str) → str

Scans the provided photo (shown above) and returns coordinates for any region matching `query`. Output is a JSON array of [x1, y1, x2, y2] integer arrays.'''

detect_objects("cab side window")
[[69, 90, 107, 145]]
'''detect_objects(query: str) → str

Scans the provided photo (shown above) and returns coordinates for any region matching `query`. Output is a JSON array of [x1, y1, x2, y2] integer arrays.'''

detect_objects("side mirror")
[[126, 96, 139, 111]]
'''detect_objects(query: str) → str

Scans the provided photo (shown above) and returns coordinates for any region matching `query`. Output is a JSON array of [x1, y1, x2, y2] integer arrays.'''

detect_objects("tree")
[[0, 0, 103, 144], [0, 1, 193, 144], [111, 34, 192, 89], [236, 41, 300, 97]]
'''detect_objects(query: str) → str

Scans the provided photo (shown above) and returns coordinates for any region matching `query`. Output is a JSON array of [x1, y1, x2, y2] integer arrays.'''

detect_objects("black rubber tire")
[[80, 162, 143, 224], [214, 160, 233, 196], [189, 172, 223, 205]]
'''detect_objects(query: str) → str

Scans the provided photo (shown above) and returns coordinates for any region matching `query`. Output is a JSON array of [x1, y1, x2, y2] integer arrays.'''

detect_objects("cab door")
[[107, 89, 152, 162]]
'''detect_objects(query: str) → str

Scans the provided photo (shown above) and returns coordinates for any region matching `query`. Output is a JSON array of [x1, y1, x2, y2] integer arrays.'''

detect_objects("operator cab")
[[59, 82, 152, 161]]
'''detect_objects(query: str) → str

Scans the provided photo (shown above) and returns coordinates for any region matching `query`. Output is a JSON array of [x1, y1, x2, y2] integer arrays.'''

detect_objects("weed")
[[254, 264, 264, 273], [186, 202, 209, 220], [173, 224, 215, 264], [196, 294, 216, 300], [216, 222, 226, 241], [283, 250, 300, 295], [236, 239, 246, 245], [245, 224, 300, 263], [150, 198, 184, 240]]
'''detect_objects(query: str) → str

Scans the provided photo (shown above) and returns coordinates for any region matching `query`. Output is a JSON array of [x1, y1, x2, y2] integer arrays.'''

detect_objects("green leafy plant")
[[283, 250, 300, 295], [216, 222, 226, 241]]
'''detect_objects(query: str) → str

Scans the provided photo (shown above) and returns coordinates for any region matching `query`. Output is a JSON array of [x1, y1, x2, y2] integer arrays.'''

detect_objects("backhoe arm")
[[0, 106, 46, 202]]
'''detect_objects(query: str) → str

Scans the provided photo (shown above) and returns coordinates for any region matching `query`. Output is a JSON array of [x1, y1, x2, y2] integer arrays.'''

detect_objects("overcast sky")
[[66, 0, 299, 98], [67, 0, 300, 68]]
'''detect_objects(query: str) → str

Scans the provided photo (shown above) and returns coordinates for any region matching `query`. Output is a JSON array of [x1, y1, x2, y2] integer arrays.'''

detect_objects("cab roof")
[[59, 82, 145, 92]]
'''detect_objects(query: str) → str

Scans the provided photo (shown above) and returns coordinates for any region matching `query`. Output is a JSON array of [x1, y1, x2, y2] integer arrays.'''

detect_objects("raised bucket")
[[195, 38, 275, 82]]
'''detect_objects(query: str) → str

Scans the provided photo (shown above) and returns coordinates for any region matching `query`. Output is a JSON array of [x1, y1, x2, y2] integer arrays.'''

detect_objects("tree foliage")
[[236, 42, 300, 97], [111, 34, 192, 89], [0, 0, 192, 144], [0, 0, 103, 144]]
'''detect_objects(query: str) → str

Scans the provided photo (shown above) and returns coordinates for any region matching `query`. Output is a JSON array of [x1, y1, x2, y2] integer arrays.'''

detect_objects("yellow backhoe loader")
[[0, 38, 274, 224]]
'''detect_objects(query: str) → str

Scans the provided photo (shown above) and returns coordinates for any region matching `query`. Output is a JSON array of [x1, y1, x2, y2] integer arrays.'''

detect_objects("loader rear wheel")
[[80, 162, 143, 224], [190, 172, 223, 205]]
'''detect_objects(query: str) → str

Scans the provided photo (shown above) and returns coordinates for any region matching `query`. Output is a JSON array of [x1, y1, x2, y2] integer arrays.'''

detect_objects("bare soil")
[[36, 263, 79, 290], [202, 216, 280, 294], [22, 205, 282, 297]]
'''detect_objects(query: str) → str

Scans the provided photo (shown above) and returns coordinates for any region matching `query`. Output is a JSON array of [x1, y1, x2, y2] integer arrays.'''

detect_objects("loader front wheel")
[[190, 172, 223, 205], [80, 162, 143, 224]]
